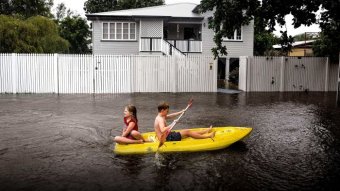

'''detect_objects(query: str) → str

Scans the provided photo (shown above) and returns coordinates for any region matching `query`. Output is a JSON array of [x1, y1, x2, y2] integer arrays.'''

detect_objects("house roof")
[[273, 40, 316, 49], [86, 3, 203, 20]]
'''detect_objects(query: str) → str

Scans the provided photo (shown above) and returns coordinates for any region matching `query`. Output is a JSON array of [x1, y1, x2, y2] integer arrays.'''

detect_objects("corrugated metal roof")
[[86, 3, 201, 18]]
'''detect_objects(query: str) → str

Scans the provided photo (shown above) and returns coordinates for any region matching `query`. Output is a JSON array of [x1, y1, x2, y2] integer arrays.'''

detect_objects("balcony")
[[139, 23, 203, 55]]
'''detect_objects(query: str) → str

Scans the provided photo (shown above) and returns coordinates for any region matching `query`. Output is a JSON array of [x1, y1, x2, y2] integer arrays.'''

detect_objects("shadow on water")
[[227, 141, 249, 152]]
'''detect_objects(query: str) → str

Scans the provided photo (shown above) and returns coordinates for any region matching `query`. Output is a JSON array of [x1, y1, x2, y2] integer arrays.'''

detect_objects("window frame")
[[222, 27, 243, 42], [102, 22, 137, 41]]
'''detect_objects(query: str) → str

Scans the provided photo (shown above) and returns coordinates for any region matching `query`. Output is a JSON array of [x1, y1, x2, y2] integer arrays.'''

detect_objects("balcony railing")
[[140, 37, 202, 55], [140, 37, 162, 52], [166, 40, 202, 53], [140, 37, 186, 56]]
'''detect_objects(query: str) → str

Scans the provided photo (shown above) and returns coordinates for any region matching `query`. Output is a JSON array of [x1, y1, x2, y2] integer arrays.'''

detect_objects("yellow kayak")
[[114, 127, 252, 155]]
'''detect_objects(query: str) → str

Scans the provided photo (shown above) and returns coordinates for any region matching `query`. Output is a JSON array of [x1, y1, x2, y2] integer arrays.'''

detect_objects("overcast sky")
[[52, 0, 320, 37]]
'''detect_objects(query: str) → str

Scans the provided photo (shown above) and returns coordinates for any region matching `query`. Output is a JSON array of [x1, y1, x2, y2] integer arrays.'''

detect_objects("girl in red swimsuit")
[[114, 104, 147, 144]]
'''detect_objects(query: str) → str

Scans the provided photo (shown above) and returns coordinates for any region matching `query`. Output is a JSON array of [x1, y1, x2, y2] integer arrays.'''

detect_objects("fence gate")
[[93, 55, 131, 93], [285, 58, 309, 91]]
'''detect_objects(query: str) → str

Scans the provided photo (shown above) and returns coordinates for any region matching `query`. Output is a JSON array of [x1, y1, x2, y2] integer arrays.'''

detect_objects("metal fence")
[[0, 54, 217, 94], [239, 56, 338, 92]]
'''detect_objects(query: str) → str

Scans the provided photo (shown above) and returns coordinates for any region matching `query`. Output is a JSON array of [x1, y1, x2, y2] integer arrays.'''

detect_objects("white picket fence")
[[0, 54, 217, 94], [239, 56, 339, 92]]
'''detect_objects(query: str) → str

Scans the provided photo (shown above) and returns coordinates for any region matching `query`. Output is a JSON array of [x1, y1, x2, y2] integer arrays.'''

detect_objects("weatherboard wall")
[[200, 11, 254, 57], [91, 20, 140, 55]]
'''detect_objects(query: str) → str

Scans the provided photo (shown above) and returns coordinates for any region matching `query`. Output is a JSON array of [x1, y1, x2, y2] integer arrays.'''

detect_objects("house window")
[[223, 27, 242, 41], [102, 22, 136, 40]]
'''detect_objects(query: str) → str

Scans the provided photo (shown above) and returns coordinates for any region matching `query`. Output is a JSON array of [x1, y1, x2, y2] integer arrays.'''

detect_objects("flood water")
[[0, 92, 340, 191]]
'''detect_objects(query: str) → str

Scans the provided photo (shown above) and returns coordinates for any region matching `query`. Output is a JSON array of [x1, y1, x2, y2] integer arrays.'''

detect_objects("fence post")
[[324, 57, 329, 92], [11, 53, 17, 94], [53, 53, 58, 94], [238, 56, 248, 92], [280, 56, 285, 92], [213, 57, 218, 92]]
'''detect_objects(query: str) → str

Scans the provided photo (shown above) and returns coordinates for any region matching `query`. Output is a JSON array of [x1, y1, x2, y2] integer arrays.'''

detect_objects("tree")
[[59, 16, 91, 54], [55, 3, 67, 21], [316, 0, 340, 63], [84, 0, 118, 13], [200, 0, 340, 62], [1, 0, 53, 18], [84, 0, 165, 13], [254, 17, 279, 56], [313, 31, 340, 62], [277, 31, 294, 56], [0, 0, 11, 15], [117, 0, 164, 10], [54, 3, 90, 54], [0, 15, 69, 53]]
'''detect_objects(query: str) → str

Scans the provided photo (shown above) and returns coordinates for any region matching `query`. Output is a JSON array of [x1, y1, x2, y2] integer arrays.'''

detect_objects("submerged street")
[[0, 92, 339, 190]]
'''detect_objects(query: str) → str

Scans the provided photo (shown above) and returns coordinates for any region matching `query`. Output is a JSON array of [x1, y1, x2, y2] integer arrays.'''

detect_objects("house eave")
[[86, 15, 204, 22]]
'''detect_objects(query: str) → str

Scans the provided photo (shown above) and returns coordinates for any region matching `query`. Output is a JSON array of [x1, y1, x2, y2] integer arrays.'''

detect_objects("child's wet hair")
[[126, 104, 137, 120], [158, 102, 169, 112]]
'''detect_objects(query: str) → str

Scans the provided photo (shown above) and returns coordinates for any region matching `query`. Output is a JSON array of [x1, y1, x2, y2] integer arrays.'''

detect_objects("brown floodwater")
[[0, 92, 339, 191]]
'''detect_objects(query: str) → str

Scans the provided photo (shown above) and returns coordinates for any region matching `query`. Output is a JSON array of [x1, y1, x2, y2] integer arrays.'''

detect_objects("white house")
[[86, 3, 254, 57]]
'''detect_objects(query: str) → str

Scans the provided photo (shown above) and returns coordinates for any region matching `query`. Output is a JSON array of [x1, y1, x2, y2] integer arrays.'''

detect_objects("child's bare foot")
[[208, 125, 213, 133], [210, 131, 216, 138], [143, 139, 153, 143], [147, 136, 156, 142], [203, 125, 213, 134]]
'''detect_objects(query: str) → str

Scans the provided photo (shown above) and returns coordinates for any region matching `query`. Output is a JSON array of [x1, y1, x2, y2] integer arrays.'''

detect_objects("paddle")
[[158, 98, 193, 148]]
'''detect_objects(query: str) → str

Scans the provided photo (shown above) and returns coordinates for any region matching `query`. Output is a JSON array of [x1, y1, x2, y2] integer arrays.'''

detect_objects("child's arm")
[[167, 109, 185, 119], [122, 122, 136, 137], [158, 118, 172, 133]]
